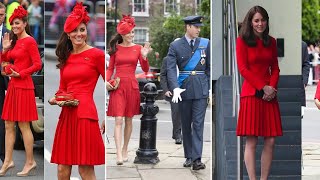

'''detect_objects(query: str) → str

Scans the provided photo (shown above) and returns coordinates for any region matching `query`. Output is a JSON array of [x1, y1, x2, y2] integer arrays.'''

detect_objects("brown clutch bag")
[[53, 92, 79, 107], [107, 77, 120, 91]]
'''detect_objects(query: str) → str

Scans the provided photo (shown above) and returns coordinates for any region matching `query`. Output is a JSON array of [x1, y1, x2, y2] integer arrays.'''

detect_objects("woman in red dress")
[[0, 6, 41, 176], [236, 6, 282, 180], [48, 3, 105, 179], [106, 14, 152, 165]]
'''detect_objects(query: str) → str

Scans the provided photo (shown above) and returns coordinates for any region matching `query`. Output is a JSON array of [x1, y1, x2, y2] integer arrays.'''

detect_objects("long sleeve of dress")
[[56, 68, 67, 94], [96, 52, 105, 81], [106, 54, 115, 81], [236, 38, 266, 90], [19, 40, 42, 79], [138, 46, 149, 72], [269, 38, 280, 89]]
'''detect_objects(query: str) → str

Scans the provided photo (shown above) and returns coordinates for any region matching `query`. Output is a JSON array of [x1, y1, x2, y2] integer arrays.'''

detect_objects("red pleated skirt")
[[2, 84, 38, 121], [107, 77, 140, 117], [236, 96, 283, 137], [51, 107, 105, 165]]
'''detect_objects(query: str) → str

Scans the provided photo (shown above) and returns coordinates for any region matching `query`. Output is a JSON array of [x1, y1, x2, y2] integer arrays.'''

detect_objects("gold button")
[[191, 71, 196, 75]]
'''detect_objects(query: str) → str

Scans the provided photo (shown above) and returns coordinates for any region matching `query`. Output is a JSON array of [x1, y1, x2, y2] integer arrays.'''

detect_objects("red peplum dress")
[[236, 36, 283, 137], [1, 36, 41, 121], [51, 48, 105, 165], [107, 44, 149, 117]]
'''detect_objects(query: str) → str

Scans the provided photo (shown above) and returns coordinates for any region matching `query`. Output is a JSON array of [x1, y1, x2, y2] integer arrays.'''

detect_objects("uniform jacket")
[[166, 36, 210, 100], [57, 48, 105, 121], [1, 36, 41, 89], [301, 41, 310, 106], [236, 36, 280, 97]]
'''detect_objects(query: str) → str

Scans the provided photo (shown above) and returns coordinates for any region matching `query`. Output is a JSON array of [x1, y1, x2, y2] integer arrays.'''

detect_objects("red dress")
[[1, 36, 41, 121], [107, 45, 149, 117], [236, 37, 283, 137], [51, 48, 105, 165]]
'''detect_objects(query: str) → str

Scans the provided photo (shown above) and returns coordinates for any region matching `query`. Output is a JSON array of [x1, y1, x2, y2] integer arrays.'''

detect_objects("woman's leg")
[[0, 121, 15, 172], [79, 165, 96, 180], [114, 116, 123, 162], [57, 165, 72, 180], [17, 122, 36, 173], [244, 136, 258, 180], [260, 137, 275, 180], [122, 117, 133, 160]]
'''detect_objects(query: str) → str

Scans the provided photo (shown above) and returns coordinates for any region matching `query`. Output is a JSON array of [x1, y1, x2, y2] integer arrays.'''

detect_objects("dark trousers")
[[0, 89, 5, 162], [179, 98, 207, 161], [170, 101, 181, 139]]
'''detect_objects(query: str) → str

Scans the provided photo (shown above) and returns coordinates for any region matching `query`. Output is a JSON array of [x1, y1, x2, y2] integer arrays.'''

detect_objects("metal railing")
[[226, 0, 243, 179]]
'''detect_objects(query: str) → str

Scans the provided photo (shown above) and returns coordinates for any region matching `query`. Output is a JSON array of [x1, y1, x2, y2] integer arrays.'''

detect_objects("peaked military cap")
[[183, 15, 204, 26]]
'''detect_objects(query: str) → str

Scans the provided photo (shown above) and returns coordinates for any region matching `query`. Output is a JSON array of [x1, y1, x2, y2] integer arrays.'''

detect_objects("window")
[[164, 0, 180, 16], [134, 28, 149, 44], [132, 0, 149, 17]]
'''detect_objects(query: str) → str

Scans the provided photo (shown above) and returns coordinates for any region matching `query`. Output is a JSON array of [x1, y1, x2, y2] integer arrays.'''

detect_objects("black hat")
[[183, 15, 204, 26]]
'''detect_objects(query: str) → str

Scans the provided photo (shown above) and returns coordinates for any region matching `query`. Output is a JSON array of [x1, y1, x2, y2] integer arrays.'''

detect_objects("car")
[[14, 51, 44, 150], [135, 64, 164, 101]]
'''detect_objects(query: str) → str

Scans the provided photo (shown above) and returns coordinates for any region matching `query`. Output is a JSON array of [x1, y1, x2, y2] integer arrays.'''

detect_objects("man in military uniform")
[[166, 15, 210, 170]]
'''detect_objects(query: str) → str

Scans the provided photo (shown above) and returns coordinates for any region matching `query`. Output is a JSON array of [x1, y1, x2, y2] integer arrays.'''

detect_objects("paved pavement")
[[106, 100, 213, 180], [106, 139, 212, 180], [303, 85, 320, 179]]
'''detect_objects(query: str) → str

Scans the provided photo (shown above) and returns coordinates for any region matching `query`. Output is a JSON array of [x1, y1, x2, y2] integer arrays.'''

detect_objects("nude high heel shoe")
[[16, 162, 37, 177], [0, 161, 15, 176]]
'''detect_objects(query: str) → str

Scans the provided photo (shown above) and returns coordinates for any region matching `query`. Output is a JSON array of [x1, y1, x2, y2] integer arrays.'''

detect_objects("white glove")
[[172, 88, 186, 103]]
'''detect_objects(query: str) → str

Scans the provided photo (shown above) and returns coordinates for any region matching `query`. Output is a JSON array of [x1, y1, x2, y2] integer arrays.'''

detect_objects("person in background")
[[160, 56, 182, 144], [27, 0, 42, 43], [0, 2, 9, 165]]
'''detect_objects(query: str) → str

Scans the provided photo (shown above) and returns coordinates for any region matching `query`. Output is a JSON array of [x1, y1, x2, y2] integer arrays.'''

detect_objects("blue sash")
[[177, 38, 209, 87]]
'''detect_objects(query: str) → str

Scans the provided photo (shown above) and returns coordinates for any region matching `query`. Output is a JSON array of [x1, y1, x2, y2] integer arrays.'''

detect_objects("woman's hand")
[[106, 81, 114, 91], [315, 99, 320, 110], [164, 91, 172, 97], [7, 68, 20, 78], [48, 97, 57, 105], [141, 42, 152, 59], [2, 32, 12, 51], [262, 85, 277, 101], [100, 120, 105, 134]]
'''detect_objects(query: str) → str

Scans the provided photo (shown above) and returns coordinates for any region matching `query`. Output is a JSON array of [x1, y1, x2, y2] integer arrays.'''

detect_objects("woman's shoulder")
[[22, 36, 37, 44]]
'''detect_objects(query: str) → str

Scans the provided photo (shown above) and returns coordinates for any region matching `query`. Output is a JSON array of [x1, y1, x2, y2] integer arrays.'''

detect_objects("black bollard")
[[134, 83, 160, 164]]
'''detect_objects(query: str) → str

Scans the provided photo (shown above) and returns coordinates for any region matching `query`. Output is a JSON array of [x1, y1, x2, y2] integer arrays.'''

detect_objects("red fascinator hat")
[[116, 15, 135, 35], [9, 6, 28, 24], [64, 2, 90, 33]]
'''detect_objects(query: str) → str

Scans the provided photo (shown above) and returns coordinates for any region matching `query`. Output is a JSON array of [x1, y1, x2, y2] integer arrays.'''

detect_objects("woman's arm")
[[269, 38, 280, 89], [96, 51, 105, 81], [106, 54, 115, 81], [18, 39, 42, 78]]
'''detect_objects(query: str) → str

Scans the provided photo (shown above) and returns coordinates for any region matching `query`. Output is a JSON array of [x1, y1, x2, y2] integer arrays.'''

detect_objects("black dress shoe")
[[175, 137, 182, 144], [183, 158, 192, 167], [192, 159, 206, 170]]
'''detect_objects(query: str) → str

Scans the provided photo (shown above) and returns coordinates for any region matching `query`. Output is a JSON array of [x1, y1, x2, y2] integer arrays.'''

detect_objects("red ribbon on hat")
[[116, 14, 136, 35], [64, 2, 90, 33], [9, 6, 28, 24]]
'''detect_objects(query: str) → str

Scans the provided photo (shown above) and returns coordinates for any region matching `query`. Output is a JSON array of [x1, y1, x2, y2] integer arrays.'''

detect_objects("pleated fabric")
[[51, 107, 105, 165], [236, 96, 283, 137], [2, 84, 38, 121], [107, 77, 140, 117]]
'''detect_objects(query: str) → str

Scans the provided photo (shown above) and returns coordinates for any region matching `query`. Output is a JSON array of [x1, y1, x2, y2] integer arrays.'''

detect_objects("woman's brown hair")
[[108, 33, 123, 55], [55, 32, 73, 68], [9, 16, 32, 49], [239, 6, 270, 47]]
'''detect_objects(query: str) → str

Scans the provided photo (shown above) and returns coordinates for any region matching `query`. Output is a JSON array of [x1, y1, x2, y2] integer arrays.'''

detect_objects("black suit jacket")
[[0, 24, 9, 91], [301, 41, 310, 106], [160, 57, 171, 101]]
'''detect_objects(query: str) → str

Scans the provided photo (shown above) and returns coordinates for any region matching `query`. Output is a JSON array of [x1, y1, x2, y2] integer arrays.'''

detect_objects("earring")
[[68, 36, 70, 39]]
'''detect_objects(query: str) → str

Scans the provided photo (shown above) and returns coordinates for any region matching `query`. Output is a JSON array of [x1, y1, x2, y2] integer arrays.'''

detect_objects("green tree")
[[302, 0, 320, 43], [148, 1, 211, 68]]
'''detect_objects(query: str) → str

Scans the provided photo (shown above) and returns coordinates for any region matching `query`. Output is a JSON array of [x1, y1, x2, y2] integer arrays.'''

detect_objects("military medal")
[[200, 49, 206, 65]]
